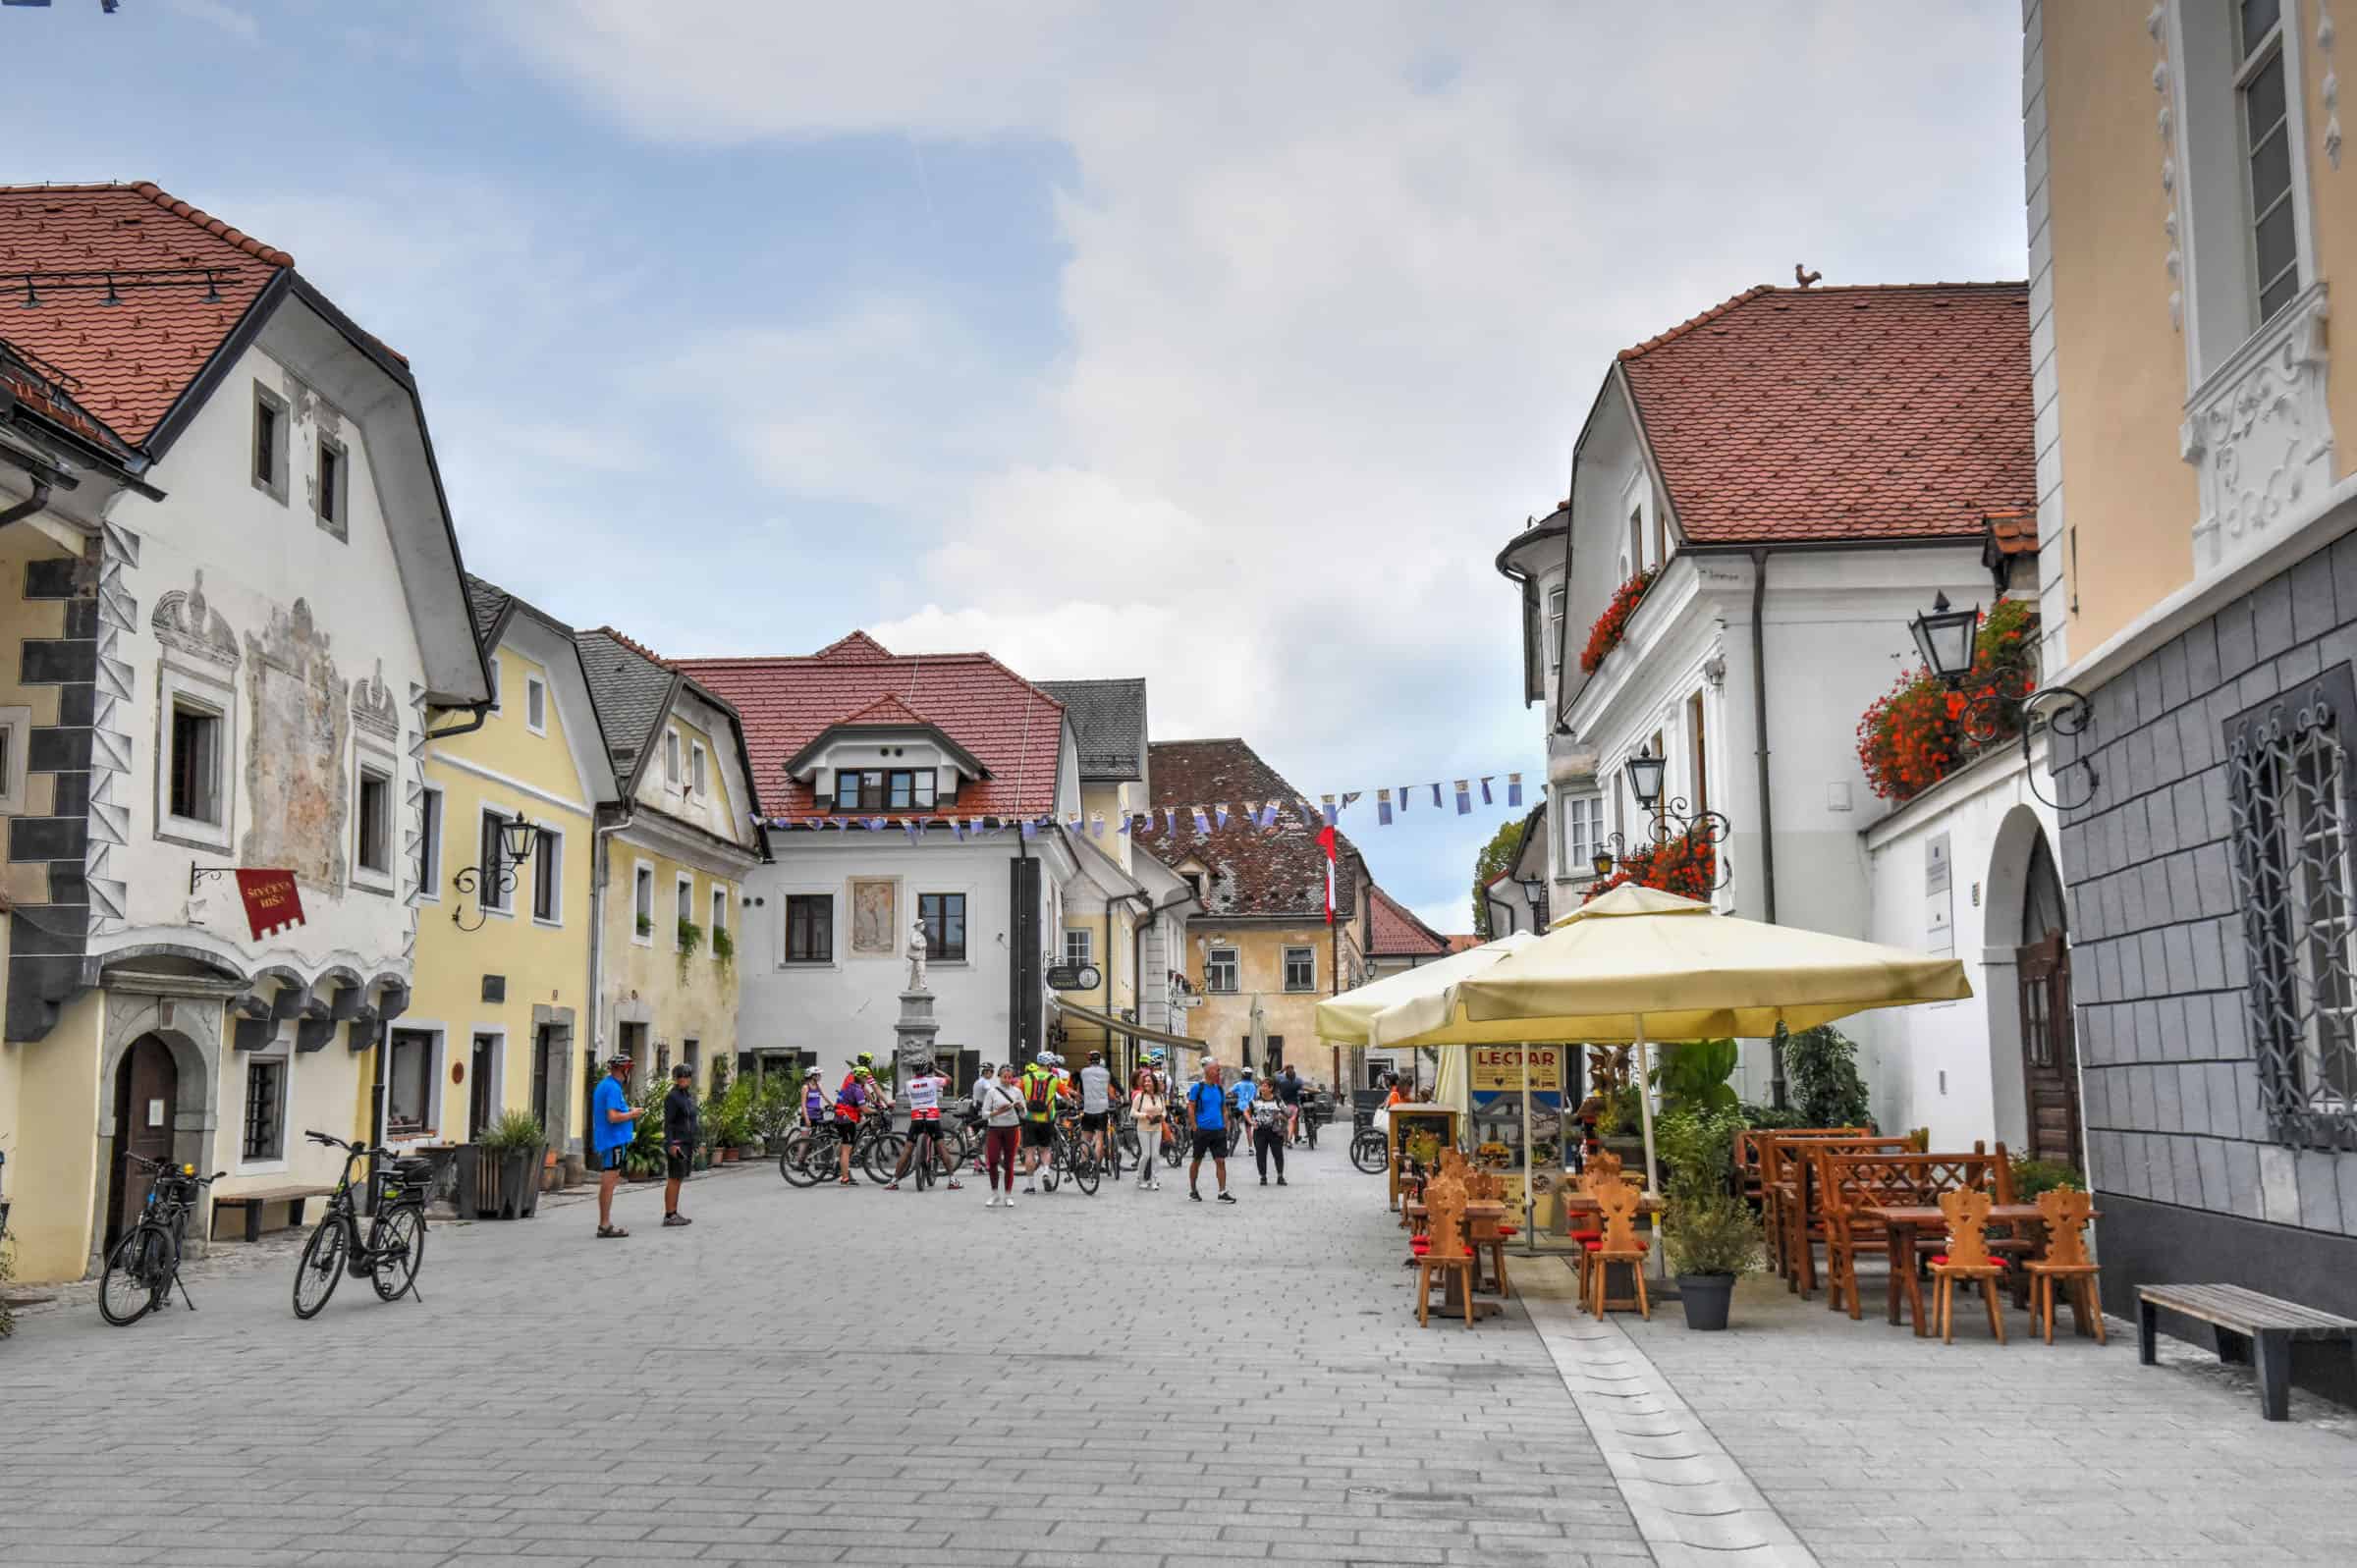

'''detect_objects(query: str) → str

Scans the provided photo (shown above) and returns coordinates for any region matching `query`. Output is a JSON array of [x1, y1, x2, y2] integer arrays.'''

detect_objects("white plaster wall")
[[633, 685, 757, 850], [104, 337, 432, 983]]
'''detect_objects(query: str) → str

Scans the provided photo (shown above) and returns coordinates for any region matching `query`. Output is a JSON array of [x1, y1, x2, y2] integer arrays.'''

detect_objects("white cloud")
[[490, 0, 2026, 909], [164, 0, 258, 41]]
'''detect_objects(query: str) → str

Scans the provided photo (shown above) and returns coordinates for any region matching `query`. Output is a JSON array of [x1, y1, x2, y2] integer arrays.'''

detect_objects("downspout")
[[1750, 547, 1785, 1107], [0, 477, 51, 529], [426, 700, 493, 741], [1012, 822, 1031, 1065]]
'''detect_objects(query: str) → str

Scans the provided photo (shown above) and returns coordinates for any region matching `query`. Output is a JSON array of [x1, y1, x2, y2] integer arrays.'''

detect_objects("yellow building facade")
[[405, 583, 606, 1164]]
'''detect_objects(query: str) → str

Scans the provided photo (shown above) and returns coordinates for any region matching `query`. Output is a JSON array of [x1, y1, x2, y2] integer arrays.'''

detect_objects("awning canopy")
[[1048, 996, 1203, 1052]]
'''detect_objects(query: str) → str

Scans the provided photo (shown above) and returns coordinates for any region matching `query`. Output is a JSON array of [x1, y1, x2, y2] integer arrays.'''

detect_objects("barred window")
[[2225, 669, 2357, 1146]]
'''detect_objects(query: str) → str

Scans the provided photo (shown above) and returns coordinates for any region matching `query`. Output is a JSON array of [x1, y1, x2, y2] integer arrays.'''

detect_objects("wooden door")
[[468, 1034, 497, 1141], [2016, 931, 2082, 1167], [106, 1036, 178, 1249], [530, 1027, 552, 1129]]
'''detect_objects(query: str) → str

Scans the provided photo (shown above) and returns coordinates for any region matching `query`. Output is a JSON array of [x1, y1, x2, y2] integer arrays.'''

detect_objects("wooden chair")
[[1412, 1176, 1477, 1328], [2023, 1188, 2104, 1346], [1818, 1151, 1994, 1321], [1565, 1153, 1623, 1296], [1770, 1133, 1906, 1296], [1583, 1175, 1651, 1321], [1929, 1188, 2008, 1344]]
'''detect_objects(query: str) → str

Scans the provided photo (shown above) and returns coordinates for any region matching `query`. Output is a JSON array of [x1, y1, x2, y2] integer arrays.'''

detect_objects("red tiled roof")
[[1135, 738, 1361, 920], [0, 182, 293, 445], [1984, 509, 2037, 558], [1368, 884, 1449, 957], [1616, 283, 2033, 546], [1445, 934, 1484, 952], [675, 634, 1067, 823]]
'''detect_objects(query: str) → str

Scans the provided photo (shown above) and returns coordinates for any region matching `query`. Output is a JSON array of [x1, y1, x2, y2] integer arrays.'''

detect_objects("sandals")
[[597, 1224, 630, 1239]]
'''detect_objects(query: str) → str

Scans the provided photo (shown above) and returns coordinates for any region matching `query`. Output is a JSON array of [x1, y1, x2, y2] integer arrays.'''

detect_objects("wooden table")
[[1861, 1204, 2078, 1337], [1403, 1200, 1507, 1317]]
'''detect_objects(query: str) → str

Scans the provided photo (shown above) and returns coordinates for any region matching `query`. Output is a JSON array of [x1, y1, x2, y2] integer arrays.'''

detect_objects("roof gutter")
[[0, 476, 49, 530], [425, 700, 492, 741]]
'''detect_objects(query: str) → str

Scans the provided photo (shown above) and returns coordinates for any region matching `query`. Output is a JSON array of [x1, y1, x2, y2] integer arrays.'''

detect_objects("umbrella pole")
[[1520, 1046, 1536, 1258], [1635, 1018, 1666, 1282]]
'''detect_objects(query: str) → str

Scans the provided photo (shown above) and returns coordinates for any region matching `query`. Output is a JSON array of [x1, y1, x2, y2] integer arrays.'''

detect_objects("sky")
[[5, 0, 2028, 934]]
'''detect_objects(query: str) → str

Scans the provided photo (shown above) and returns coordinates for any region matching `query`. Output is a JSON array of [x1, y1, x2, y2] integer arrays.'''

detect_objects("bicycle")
[[889, 1117, 959, 1191], [1046, 1113, 1101, 1196], [1349, 1112, 1391, 1175], [777, 1117, 901, 1187], [98, 1154, 222, 1326], [290, 1131, 430, 1320]]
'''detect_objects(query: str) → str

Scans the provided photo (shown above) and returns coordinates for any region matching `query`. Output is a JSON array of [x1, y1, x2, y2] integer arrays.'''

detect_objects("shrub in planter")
[[712, 925, 736, 971], [1656, 1107, 1761, 1329], [1775, 1022, 1873, 1128], [477, 1109, 546, 1219], [1855, 597, 2040, 802], [2009, 1158, 2084, 1200], [1582, 833, 1716, 905]]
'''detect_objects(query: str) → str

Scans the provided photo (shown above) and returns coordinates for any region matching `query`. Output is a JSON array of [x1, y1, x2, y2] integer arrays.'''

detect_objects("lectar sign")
[[1469, 1046, 1562, 1093]]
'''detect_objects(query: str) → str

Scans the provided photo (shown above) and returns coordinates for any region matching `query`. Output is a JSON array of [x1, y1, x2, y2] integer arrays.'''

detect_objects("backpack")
[[1024, 1069, 1056, 1115]]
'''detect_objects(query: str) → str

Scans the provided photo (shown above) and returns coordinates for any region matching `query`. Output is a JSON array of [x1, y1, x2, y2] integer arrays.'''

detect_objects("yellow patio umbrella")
[[1313, 931, 1537, 1047], [1365, 885, 1972, 1197]]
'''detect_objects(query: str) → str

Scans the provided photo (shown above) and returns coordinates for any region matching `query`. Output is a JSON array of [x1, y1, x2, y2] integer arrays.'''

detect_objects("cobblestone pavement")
[[1618, 1269, 2357, 1566], [0, 1142, 1648, 1568]]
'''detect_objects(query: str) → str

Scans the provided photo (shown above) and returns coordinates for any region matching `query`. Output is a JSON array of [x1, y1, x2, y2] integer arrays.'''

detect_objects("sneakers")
[[1189, 1189, 1203, 1203], [1217, 1191, 1237, 1204], [1278, 1176, 1288, 1186], [1004, 1190, 1015, 1207], [884, 1181, 902, 1192], [985, 1194, 1000, 1209], [946, 1179, 963, 1191], [662, 1213, 691, 1227], [1259, 1176, 1268, 1186]]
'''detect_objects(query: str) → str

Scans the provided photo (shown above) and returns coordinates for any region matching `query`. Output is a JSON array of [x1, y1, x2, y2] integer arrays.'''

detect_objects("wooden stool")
[[1929, 1188, 2007, 1344], [1583, 1177, 1650, 1322], [2023, 1188, 2105, 1346], [1414, 1180, 1477, 1328]]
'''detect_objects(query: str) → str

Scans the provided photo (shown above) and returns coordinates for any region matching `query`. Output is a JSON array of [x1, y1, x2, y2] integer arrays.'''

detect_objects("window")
[[1628, 508, 1644, 575], [2239, 0, 2299, 324], [314, 433, 348, 539], [1545, 586, 1566, 675], [533, 827, 562, 923], [677, 875, 694, 931], [1562, 794, 1605, 878], [633, 864, 654, 940], [1207, 946, 1239, 994], [1687, 690, 1710, 820], [487, 655, 502, 714], [167, 700, 222, 825], [478, 812, 511, 913], [2225, 667, 2357, 1145], [251, 382, 287, 502], [1064, 928, 1094, 968], [524, 676, 547, 735], [356, 765, 392, 876], [666, 730, 682, 786], [417, 786, 444, 898], [711, 886, 727, 952], [387, 1029, 437, 1137], [833, 768, 935, 812], [1283, 946, 1316, 993], [1652, 507, 1668, 572], [918, 892, 966, 961], [786, 893, 833, 962], [690, 741, 707, 796], [243, 1056, 286, 1162]]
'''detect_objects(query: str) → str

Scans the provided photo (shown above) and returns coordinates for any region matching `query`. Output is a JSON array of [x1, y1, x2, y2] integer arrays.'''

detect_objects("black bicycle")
[[1042, 1112, 1101, 1196], [778, 1115, 903, 1187], [98, 1154, 222, 1326], [291, 1131, 429, 1320], [1350, 1111, 1391, 1174]]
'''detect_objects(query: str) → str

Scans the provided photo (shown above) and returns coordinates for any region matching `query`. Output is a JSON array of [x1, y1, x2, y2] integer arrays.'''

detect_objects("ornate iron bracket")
[[450, 862, 521, 933], [1592, 798, 1733, 893], [190, 865, 232, 895]]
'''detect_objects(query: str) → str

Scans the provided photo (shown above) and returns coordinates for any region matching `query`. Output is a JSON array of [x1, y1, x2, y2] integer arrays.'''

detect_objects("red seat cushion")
[[1581, 1239, 1604, 1252], [1569, 1229, 1603, 1241], [1930, 1254, 2006, 1268]]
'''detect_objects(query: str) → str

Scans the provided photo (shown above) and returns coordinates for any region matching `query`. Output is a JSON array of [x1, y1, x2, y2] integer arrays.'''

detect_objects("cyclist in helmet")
[[1018, 1051, 1065, 1192], [887, 1056, 961, 1191], [833, 1054, 879, 1187]]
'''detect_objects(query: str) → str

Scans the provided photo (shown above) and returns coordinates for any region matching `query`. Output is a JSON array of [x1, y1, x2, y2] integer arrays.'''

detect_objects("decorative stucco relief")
[[86, 521, 138, 931], [2181, 283, 2334, 572], [351, 657, 398, 742], [240, 598, 350, 888], [2326, 3, 2344, 169], [150, 568, 240, 671], [2151, 4, 2184, 331]]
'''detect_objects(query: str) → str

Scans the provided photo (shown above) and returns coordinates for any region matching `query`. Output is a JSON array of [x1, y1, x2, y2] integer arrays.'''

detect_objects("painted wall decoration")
[[849, 877, 898, 954], [241, 598, 350, 888]]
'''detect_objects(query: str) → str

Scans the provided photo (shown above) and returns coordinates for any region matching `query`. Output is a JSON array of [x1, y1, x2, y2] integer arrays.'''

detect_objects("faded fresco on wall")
[[850, 878, 897, 953], [241, 598, 350, 887]]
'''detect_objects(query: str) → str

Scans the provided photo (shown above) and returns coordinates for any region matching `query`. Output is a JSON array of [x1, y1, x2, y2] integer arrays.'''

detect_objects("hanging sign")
[[1045, 963, 1103, 992], [1469, 1046, 1563, 1092], [234, 869, 305, 941]]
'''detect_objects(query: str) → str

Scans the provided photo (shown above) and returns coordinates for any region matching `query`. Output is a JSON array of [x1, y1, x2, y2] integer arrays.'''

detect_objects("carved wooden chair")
[[2022, 1188, 2104, 1345], [1565, 1155, 1621, 1295], [1820, 1151, 1993, 1320], [1774, 1133, 1907, 1296], [1930, 1187, 2009, 1344], [1583, 1175, 1651, 1322], [1412, 1176, 1477, 1328]]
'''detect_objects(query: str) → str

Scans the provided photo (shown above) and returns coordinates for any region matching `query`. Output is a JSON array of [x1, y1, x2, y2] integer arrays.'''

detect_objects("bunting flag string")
[[751, 769, 1529, 842]]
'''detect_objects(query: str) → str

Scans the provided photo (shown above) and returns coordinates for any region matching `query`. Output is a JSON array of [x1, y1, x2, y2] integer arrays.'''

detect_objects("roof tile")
[[1367, 884, 1449, 957], [1135, 738, 1358, 919]]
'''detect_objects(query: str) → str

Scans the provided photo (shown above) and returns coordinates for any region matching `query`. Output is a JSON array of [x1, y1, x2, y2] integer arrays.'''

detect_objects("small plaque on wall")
[[481, 974, 507, 1003]]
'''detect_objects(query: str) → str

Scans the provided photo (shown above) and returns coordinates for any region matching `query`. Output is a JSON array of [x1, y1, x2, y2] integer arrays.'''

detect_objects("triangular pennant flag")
[[1253, 801, 1280, 831], [1191, 805, 1211, 835], [1377, 788, 1393, 826], [1507, 773, 1523, 808], [903, 818, 925, 843], [1215, 803, 1230, 830], [1019, 816, 1039, 840], [950, 817, 965, 841], [1164, 806, 1182, 837], [1430, 783, 1444, 808], [1453, 781, 1471, 816], [1479, 777, 1494, 805], [1341, 790, 1362, 812], [1321, 794, 1338, 827], [864, 816, 888, 833], [1398, 786, 1410, 813], [1068, 813, 1086, 837], [1090, 813, 1106, 839]]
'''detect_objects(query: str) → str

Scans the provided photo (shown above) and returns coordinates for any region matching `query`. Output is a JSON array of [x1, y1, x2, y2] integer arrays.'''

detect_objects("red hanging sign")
[[234, 869, 305, 941]]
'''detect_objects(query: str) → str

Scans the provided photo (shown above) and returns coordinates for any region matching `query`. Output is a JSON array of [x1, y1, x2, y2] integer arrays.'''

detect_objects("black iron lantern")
[[1590, 846, 1615, 879], [1516, 874, 1551, 929], [496, 813, 543, 867], [1910, 591, 1981, 688], [1623, 744, 1667, 814]]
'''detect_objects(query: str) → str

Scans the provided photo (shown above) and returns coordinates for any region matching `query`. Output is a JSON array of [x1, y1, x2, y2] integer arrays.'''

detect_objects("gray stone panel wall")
[[2056, 531, 2357, 1279]]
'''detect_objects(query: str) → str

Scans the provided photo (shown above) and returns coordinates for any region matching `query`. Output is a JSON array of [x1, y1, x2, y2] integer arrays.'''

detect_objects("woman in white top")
[[974, 1062, 1026, 1208], [1130, 1066, 1168, 1191]]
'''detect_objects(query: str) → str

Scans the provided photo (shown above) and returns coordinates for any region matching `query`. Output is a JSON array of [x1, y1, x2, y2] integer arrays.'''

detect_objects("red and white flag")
[[1316, 824, 1338, 925]]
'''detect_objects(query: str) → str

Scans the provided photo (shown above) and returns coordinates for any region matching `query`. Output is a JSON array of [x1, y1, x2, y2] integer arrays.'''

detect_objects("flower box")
[[1580, 568, 1657, 675], [1854, 598, 2040, 803]]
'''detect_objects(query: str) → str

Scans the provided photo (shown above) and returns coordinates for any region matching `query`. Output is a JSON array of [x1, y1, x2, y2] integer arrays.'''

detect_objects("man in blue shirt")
[[591, 1054, 643, 1239], [1184, 1060, 1237, 1205], [1229, 1067, 1257, 1157]]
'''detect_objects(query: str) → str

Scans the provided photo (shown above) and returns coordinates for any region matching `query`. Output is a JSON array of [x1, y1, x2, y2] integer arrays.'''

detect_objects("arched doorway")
[[2015, 832, 2082, 1168], [104, 1034, 179, 1252]]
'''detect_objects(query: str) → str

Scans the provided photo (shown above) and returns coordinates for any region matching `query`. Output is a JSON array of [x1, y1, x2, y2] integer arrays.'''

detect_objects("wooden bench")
[[212, 1184, 333, 1243], [2138, 1282, 2357, 1421]]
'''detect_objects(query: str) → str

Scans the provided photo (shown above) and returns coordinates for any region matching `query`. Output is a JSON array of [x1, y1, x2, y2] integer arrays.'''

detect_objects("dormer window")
[[834, 768, 936, 811]]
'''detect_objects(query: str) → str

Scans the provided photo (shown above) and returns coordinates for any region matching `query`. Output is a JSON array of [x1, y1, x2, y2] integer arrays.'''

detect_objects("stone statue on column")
[[906, 918, 929, 993]]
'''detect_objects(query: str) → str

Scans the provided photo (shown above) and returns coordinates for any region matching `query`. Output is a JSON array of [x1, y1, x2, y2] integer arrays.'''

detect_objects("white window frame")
[[384, 1024, 446, 1144], [1560, 792, 1605, 881], [531, 821, 565, 927], [352, 755, 396, 888], [416, 784, 445, 902], [632, 861, 655, 946], [690, 739, 707, 797], [1283, 945, 1316, 994], [524, 674, 547, 736], [710, 884, 728, 959], [313, 429, 350, 541], [676, 871, 696, 946], [155, 664, 236, 855], [487, 654, 503, 715], [0, 705, 27, 815], [666, 730, 683, 788], [475, 802, 517, 918], [1544, 584, 1566, 676], [1064, 927, 1094, 969], [235, 1036, 292, 1175], [1207, 946, 1239, 994]]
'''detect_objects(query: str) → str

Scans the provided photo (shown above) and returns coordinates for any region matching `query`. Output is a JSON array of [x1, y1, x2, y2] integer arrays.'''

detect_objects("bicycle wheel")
[[910, 1131, 935, 1191], [779, 1131, 824, 1188], [292, 1217, 349, 1319], [98, 1224, 171, 1326], [1161, 1134, 1185, 1169], [369, 1206, 426, 1302], [1350, 1132, 1389, 1175], [862, 1132, 906, 1185], [1069, 1146, 1101, 1196]]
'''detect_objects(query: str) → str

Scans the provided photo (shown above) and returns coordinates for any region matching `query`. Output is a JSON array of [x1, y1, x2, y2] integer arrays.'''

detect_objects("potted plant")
[[754, 1074, 796, 1156], [625, 1083, 667, 1179], [722, 1074, 762, 1160], [636, 911, 653, 938], [712, 925, 736, 972], [1657, 1106, 1762, 1330], [477, 1108, 547, 1219], [675, 918, 704, 978]]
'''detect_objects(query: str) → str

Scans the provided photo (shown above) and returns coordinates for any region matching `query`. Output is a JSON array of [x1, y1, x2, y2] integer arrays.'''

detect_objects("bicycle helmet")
[[853, 1051, 875, 1067]]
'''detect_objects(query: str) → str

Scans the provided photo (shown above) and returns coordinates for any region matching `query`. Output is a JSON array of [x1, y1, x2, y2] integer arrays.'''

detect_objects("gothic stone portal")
[[241, 599, 350, 887]]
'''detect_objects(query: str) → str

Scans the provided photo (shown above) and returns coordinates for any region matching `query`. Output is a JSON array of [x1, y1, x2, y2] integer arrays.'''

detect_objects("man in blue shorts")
[[1184, 1060, 1237, 1205], [592, 1054, 643, 1239]]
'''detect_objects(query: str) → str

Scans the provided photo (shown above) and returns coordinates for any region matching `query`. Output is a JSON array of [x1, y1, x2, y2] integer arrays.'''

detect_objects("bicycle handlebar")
[[305, 1130, 397, 1161], [125, 1152, 224, 1182]]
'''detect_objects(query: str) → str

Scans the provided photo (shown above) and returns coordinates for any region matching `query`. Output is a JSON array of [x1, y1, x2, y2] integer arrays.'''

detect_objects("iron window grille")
[[243, 1057, 285, 1161], [2225, 666, 2357, 1148]]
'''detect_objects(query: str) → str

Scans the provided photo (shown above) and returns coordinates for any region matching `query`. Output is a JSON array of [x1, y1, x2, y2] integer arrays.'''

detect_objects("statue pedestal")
[[894, 988, 940, 1086]]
